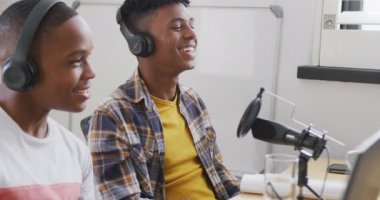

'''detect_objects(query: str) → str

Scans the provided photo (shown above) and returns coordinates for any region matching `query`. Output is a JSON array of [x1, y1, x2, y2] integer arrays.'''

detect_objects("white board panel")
[[71, 4, 137, 140], [181, 6, 280, 174]]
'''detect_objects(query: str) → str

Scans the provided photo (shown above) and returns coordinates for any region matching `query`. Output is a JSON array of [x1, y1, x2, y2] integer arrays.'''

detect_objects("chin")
[[72, 105, 86, 112], [184, 63, 195, 70], [57, 103, 86, 113]]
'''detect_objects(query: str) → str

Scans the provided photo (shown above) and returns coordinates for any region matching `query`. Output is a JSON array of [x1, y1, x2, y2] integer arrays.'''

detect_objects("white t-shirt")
[[0, 108, 94, 200]]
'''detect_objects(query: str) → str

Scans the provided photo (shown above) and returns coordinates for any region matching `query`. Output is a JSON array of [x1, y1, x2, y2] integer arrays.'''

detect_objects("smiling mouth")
[[74, 89, 88, 94], [74, 88, 91, 99], [179, 46, 196, 53]]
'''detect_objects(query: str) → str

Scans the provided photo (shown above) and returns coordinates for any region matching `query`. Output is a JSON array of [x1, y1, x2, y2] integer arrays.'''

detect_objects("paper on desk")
[[240, 174, 347, 200]]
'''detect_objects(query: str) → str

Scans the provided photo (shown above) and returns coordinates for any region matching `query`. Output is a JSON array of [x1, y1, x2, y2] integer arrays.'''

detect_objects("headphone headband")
[[116, 8, 135, 40], [116, 7, 155, 57], [12, 0, 63, 67]]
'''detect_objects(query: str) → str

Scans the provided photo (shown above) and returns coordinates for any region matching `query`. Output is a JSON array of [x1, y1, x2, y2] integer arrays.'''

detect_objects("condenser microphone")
[[251, 118, 326, 159]]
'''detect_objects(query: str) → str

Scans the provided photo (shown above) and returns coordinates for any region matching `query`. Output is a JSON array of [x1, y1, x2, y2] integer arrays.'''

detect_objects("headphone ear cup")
[[137, 32, 155, 57], [2, 0, 61, 91], [129, 32, 155, 57], [2, 56, 38, 91]]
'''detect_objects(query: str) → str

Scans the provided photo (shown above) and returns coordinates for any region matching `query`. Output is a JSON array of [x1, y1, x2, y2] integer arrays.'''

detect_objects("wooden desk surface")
[[232, 158, 349, 200]]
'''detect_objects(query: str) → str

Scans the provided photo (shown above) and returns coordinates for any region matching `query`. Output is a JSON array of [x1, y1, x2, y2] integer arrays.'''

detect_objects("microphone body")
[[251, 118, 326, 159]]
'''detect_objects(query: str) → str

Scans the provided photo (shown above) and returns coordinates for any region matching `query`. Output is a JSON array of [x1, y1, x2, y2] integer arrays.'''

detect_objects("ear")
[[0, 47, 14, 64]]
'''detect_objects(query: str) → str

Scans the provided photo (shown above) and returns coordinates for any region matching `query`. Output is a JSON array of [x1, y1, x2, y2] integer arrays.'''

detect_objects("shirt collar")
[[119, 70, 155, 111], [120, 70, 192, 112]]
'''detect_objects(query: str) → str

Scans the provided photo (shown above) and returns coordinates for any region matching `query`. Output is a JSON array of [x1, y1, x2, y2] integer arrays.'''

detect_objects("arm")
[[88, 108, 144, 200], [211, 137, 241, 198], [182, 87, 240, 199], [199, 97, 241, 198], [79, 145, 95, 200]]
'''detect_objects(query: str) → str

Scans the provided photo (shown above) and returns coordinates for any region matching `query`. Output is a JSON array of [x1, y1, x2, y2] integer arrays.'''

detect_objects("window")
[[297, 0, 380, 84], [338, 0, 380, 30], [320, 0, 380, 70]]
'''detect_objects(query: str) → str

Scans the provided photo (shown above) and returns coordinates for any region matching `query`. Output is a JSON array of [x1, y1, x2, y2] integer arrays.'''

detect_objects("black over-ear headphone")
[[2, 0, 63, 91], [116, 7, 155, 57]]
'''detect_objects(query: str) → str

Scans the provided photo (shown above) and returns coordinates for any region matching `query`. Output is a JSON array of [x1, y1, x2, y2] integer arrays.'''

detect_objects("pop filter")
[[237, 87, 265, 138]]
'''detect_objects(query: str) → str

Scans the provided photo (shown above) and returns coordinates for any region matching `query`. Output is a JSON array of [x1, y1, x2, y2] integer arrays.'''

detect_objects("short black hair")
[[119, 0, 190, 32], [0, 0, 78, 58]]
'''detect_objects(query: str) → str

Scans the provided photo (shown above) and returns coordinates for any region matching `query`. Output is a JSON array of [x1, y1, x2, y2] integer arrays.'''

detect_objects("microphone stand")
[[296, 127, 326, 200], [297, 150, 324, 200]]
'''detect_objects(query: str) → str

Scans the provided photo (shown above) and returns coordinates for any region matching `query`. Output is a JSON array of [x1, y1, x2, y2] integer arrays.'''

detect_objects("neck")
[[138, 67, 179, 101], [0, 86, 50, 138], [147, 78, 178, 100]]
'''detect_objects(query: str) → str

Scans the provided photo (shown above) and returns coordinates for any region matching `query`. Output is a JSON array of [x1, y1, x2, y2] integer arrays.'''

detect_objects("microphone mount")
[[295, 125, 327, 160], [295, 126, 327, 200]]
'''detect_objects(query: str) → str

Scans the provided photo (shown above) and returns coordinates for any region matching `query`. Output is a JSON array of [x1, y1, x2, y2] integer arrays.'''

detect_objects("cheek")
[[45, 69, 81, 89], [155, 34, 178, 49], [64, 70, 81, 87]]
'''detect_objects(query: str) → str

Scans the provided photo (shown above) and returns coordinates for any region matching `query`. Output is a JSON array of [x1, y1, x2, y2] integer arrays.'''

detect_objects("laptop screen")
[[343, 130, 380, 200]]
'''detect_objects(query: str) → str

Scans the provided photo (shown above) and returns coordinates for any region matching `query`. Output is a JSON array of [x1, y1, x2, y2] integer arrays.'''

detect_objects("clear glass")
[[362, 0, 380, 30], [340, 0, 380, 12], [264, 154, 299, 200], [339, 0, 380, 30]]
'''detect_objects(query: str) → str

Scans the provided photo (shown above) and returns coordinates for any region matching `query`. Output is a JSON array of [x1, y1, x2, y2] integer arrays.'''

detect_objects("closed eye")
[[72, 58, 82, 65], [66, 49, 92, 67], [172, 26, 182, 31], [190, 22, 195, 30]]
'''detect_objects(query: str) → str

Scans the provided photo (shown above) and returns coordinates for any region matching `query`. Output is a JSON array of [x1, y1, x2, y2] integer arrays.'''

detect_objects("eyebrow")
[[169, 17, 194, 24], [65, 49, 89, 58]]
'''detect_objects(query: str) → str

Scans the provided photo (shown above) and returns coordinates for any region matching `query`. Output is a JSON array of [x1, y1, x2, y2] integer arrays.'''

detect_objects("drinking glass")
[[264, 154, 298, 200]]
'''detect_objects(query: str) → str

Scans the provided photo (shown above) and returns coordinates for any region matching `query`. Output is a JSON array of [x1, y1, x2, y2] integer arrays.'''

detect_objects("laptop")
[[342, 130, 380, 200]]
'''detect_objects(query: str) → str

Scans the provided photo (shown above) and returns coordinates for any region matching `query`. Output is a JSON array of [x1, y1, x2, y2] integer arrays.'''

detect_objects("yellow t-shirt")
[[152, 95, 216, 200]]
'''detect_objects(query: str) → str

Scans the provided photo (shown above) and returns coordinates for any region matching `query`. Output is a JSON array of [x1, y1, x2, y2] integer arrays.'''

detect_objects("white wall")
[[181, 3, 280, 174], [0, 0, 16, 12], [71, 3, 138, 142]]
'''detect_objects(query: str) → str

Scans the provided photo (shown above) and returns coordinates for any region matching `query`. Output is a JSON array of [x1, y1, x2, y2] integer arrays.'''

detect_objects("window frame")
[[298, 0, 380, 84]]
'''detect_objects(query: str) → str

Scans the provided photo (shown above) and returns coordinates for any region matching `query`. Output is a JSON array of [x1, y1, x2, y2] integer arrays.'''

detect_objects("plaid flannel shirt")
[[88, 71, 240, 200]]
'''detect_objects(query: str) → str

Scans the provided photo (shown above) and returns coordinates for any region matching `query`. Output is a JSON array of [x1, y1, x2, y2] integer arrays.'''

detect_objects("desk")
[[232, 158, 349, 200]]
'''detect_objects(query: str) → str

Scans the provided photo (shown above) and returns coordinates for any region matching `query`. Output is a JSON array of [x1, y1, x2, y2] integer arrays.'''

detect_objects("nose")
[[184, 25, 197, 41], [82, 61, 96, 80]]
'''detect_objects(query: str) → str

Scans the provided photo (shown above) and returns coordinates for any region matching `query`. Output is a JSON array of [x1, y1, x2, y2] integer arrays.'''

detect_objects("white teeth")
[[75, 89, 88, 95], [180, 47, 194, 52]]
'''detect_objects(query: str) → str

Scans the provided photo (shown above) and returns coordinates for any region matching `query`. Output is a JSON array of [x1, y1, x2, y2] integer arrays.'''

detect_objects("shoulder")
[[179, 84, 207, 109], [179, 84, 197, 95], [95, 85, 131, 115], [48, 118, 89, 154], [179, 84, 202, 100]]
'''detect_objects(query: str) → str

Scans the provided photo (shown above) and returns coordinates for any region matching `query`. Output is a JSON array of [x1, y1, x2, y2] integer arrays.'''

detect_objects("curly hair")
[[119, 0, 190, 32]]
